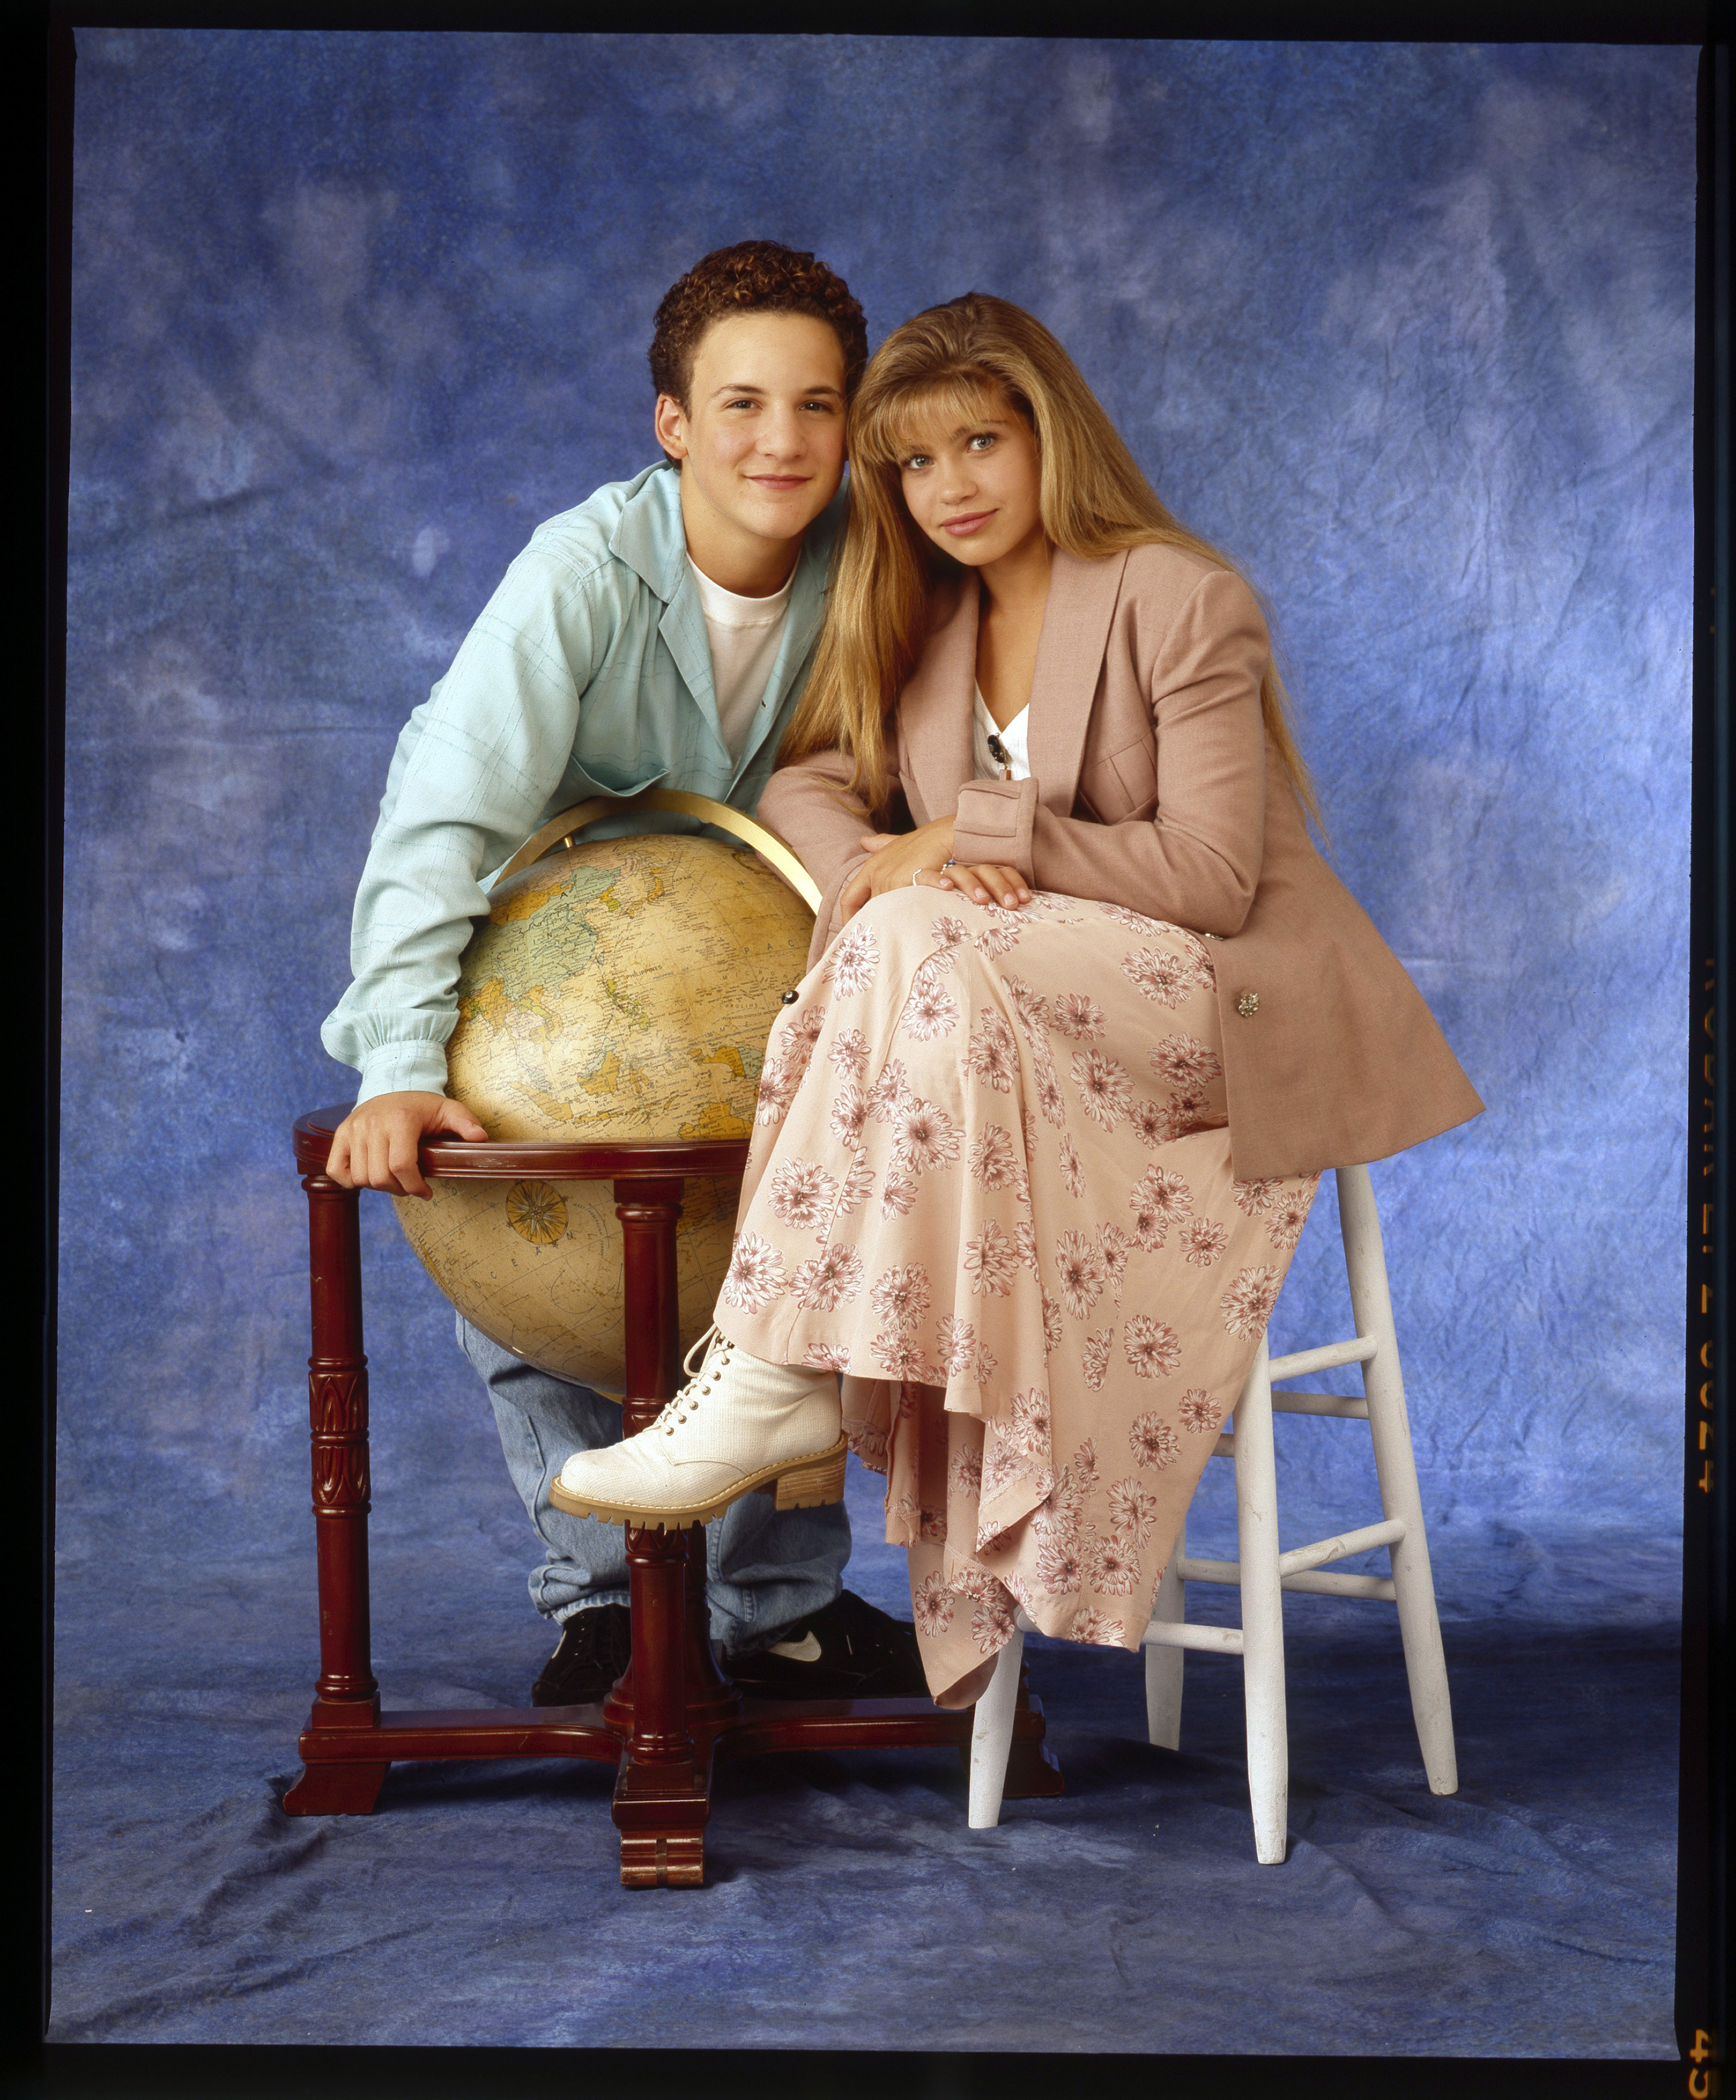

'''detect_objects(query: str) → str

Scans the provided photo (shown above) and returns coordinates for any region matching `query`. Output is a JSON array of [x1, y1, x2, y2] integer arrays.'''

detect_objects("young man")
[[321, 243, 923, 1707]]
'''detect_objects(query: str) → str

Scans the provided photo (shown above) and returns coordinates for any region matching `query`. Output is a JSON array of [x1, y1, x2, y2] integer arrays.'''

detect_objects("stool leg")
[[1234, 1336, 1289, 1864], [1338, 1164, 1458, 1796], [968, 1619, 1026, 1829], [1144, 1527, 1186, 1751]]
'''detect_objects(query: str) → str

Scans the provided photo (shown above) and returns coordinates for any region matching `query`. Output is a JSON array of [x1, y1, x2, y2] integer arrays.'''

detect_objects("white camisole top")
[[972, 684, 1032, 782]]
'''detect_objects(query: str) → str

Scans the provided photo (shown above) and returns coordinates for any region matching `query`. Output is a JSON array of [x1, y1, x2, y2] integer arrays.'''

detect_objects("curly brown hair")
[[648, 241, 869, 416]]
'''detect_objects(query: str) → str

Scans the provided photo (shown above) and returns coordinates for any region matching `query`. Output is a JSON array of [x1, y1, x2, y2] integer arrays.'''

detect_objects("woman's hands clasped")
[[837, 816, 1032, 923]]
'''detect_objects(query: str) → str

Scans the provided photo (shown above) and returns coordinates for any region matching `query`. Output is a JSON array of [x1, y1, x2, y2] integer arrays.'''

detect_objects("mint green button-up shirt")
[[321, 460, 844, 1103]]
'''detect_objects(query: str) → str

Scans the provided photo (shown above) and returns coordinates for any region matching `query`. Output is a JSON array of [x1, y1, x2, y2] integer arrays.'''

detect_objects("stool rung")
[[1266, 1336, 1377, 1380], [1176, 1517, 1405, 1588], [1142, 1620, 1245, 1654], [1164, 1559, 1399, 1602], [1282, 1569, 1397, 1600], [1269, 1391, 1371, 1418], [1212, 1388, 1372, 1456], [1280, 1517, 1404, 1576]]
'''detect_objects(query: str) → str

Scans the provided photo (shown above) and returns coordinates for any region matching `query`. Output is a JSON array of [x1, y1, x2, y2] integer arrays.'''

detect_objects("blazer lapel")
[[897, 575, 977, 825], [1024, 548, 1130, 815]]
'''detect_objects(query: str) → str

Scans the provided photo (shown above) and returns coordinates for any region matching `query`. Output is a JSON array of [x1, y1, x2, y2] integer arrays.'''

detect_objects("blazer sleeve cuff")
[[952, 776, 1038, 881]]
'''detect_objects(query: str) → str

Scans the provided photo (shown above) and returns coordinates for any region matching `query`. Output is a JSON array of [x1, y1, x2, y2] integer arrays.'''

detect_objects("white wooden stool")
[[967, 1160, 1458, 1862]]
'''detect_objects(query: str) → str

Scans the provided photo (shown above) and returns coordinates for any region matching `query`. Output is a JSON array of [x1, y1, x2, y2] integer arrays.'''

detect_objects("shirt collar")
[[608, 460, 688, 601]]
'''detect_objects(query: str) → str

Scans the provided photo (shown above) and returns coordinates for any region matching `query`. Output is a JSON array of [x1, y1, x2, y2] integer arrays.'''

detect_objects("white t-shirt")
[[972, 683, 1032, 781], [688, 556, 794, 763]]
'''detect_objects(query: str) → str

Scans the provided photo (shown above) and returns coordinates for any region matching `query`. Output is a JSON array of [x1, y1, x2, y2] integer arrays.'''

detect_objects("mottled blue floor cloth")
[[50, 1452, 1677, 2056]]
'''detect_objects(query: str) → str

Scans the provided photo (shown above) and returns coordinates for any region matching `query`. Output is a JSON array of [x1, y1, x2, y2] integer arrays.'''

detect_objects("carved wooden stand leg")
[[606, 1177, 723, 1887], [281, 1110, 1063, 1858], [283, 1172, 388, 1815]]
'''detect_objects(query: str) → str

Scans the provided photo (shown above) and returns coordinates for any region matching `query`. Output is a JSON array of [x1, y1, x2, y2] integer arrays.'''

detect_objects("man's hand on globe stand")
[[326, 1091, 491, 1201]]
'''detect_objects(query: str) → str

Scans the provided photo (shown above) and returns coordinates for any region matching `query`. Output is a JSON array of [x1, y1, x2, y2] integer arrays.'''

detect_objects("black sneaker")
[[723, 1589, 929, 1701], [531, 1602, 632, 1707]]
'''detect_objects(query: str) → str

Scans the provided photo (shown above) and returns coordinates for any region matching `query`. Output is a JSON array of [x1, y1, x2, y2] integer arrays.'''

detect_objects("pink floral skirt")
[[715, 884, 1318, 1706]]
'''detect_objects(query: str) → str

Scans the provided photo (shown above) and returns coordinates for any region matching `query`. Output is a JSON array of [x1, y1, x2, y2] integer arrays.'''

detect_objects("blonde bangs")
[[855, 372, 1016, 471]]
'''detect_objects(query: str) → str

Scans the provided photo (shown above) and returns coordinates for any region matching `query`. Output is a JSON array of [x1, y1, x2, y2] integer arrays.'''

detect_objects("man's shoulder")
[[510, 461, 678, 599]]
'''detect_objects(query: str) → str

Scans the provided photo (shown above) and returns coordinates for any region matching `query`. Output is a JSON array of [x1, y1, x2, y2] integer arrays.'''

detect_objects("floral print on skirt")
[[713, 884, 1318, 1706]]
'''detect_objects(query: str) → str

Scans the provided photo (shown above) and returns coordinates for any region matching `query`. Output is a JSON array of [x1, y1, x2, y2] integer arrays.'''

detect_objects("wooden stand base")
[[284, 1679, 1063, 1887], [286, 1109, 1064, 1885]]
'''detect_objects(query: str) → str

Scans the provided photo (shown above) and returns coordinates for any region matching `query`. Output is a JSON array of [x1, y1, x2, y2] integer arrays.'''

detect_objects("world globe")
[[392, 794, 817, 1395]]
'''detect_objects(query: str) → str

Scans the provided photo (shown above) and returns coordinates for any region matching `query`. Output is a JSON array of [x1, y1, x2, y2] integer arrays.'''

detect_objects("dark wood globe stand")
[[282, 1107, 1062, 1886]]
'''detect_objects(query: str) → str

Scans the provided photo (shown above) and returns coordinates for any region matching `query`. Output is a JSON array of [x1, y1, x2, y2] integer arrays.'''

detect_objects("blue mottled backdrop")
[[54, 32, 1695, 2054]]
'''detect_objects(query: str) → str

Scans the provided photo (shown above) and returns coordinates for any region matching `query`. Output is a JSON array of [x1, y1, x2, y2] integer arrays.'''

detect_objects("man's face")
[[654, 312, 848, 551]]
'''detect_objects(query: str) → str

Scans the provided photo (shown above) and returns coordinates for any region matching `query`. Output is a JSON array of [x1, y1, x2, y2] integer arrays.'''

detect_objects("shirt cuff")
[[952, 777, 1038, 881], [354, 1039, 452, 1105]]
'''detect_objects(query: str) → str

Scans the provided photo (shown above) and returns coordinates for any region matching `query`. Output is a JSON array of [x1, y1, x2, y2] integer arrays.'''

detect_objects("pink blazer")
[[758, 540, 1484, 1183]]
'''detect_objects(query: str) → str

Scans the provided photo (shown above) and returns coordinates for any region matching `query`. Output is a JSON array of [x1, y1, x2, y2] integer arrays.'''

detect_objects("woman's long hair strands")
[[782, 293, 1320, 827]]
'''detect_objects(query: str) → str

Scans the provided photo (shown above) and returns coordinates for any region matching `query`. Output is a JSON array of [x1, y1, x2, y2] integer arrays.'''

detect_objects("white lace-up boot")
[[548, 1326, 846, 1531]]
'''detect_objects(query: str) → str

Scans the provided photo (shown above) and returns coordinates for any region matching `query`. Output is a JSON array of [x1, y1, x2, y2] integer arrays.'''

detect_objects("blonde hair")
[[780, 292, 1320, 828]]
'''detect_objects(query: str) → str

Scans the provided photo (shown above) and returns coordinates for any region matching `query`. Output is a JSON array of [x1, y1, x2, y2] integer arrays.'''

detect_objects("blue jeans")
[[456, 1314, 850, 1655]]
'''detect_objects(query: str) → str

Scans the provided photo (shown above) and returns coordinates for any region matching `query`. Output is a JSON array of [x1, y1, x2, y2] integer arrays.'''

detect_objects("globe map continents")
[[393, 825, 815, 1394]]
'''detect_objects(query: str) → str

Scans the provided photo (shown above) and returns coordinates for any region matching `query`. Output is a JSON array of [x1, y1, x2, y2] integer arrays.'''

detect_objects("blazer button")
[[1236, 991, 1260, 1017]]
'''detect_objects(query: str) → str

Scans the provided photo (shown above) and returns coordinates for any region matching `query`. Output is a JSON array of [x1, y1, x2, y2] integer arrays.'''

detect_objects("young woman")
[[551, 295, 1483, 1708]]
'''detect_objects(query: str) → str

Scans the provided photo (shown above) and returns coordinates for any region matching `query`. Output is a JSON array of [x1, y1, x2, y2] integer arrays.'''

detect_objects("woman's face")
[[896, 389, 1045, 570]]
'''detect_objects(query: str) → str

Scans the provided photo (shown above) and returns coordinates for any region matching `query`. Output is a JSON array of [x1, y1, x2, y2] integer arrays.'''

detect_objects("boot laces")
[[652, 1324, 733, 1434]]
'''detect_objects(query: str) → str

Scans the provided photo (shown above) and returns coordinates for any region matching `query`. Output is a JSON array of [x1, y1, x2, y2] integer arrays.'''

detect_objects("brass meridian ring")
[[494, 788, 821, 911]]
